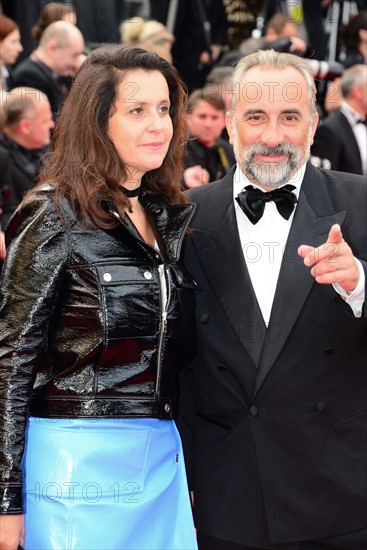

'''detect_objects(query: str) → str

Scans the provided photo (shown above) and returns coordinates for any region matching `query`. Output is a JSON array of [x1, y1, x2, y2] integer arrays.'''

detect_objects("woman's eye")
[[130, 108, 143, 115]]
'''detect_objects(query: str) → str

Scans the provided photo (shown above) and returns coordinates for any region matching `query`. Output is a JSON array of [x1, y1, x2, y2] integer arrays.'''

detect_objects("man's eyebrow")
[[243, 109, 266, 116], [242, 108, 302, 116]]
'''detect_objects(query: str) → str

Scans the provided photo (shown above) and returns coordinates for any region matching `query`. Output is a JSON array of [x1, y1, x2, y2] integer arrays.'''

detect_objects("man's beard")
[[234, 141, 304, 188]]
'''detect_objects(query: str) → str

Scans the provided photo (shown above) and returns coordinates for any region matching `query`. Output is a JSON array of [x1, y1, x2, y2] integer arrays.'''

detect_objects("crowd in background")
[[0, 0, 367, 261], [0, 4, 366, 550]]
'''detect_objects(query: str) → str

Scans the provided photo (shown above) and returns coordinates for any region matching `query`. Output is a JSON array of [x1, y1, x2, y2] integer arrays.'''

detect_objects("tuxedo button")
[[249, 405, 259, 417], [323, 348, 335, 355], [200, 314, 209, 323], [316, 401, 325, 411], [217, 364, 228, 371]]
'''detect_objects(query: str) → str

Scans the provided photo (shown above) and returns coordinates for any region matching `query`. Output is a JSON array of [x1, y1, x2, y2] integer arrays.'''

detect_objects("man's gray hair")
[[340, 64, 367, 99], [230, 49, 317, 120]]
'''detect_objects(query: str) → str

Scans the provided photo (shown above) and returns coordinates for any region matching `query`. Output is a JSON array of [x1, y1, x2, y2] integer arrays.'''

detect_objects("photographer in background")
[[183, 88, 235, 188]]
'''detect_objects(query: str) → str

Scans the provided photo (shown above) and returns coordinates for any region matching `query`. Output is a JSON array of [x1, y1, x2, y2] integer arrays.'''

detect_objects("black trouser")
[[197, 527, 367, 550]]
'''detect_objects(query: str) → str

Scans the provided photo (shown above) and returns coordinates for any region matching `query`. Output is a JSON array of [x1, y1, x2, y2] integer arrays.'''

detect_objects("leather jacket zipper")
[[156, 263, 171, 394]]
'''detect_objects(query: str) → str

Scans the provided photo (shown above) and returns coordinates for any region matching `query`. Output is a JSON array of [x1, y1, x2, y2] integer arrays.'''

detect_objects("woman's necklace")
[[120, 185, 141, 198]]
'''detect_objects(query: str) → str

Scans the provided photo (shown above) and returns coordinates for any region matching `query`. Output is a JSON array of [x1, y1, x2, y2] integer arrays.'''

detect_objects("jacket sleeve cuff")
[[0, 484, 24, 514]]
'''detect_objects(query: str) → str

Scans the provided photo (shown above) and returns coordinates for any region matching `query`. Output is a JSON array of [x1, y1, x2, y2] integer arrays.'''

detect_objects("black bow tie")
[[357, 118, 367, 126], [236, 184, 298, 225]]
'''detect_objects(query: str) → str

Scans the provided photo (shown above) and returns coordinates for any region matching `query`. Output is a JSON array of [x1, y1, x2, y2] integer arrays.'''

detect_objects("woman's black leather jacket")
[[0, 188, 197, 513]]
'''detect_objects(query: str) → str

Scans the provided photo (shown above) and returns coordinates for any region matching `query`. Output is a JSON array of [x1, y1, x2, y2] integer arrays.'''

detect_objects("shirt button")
[[103, 272, 112, 282], [316, 401, 325, 411], [249, 405, 259, 417], [164, 403, 171, 413], [144, 271, 153, 280]]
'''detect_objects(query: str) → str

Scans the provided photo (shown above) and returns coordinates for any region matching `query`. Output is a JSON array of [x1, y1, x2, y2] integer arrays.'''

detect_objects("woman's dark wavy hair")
[[37, 46, 188, 229]]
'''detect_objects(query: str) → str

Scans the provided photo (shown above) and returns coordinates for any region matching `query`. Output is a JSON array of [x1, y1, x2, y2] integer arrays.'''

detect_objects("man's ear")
[[18, 117, 31, 135], [47, 40, 58, 55], [359, 28, 367, 43], [309, 110, 319, 146], [226, 111, 233, 144]]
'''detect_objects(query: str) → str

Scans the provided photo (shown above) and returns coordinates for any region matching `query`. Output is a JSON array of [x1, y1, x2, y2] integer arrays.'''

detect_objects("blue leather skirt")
[[23, 417, 197, 550]]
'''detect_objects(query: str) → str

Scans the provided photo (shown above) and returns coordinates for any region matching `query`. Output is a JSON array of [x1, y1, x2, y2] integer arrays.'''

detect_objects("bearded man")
[[179, 49, 367, 550]]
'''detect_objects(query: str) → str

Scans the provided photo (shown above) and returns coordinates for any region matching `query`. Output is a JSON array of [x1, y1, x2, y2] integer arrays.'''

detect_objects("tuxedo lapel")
[[337, 112, 363, 173], [253, 164, 347, 396], [190, 172, 266, 368]]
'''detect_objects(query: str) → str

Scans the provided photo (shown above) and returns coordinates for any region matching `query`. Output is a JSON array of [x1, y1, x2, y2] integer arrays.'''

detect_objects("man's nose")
[[261, 121, 284, 147]]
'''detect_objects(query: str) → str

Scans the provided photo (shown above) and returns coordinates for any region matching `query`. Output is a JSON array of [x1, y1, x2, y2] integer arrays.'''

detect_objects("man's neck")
[[344, 99, 365, 119], [3, 130, 39, 152], [197, 138, 216, 148], [32, 49, 54, 73]]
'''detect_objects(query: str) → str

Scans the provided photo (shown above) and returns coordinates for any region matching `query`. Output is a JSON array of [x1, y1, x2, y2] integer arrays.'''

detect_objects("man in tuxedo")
[[311, 64, 367, 175], [179, 50, 367, 549]]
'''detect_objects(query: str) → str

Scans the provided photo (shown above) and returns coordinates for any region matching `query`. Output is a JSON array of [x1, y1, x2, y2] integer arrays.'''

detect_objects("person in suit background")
[[0, 87, 54, 227], [150, 0, 228, 92], [10, 21, 84, 120], [311, 64, 367, 175], [179, 49, 367, 549]]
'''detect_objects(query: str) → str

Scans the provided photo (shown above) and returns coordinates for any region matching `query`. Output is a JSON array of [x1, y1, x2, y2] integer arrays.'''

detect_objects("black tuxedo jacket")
[[179, 164, 367, 547], [311, 110, 364, 175]]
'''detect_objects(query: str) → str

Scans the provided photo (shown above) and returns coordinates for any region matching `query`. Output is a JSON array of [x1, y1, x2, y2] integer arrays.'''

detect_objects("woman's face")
[[108, 69, 173, 185], [0, 29, 23, 65]]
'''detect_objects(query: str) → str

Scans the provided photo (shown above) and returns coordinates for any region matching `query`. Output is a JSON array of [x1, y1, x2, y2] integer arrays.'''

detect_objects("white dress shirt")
[[233, 163, 365, 325]]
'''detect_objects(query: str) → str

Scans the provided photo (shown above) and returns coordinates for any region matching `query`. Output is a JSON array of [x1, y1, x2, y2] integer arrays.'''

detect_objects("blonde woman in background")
[[120, 17, 174, 63]]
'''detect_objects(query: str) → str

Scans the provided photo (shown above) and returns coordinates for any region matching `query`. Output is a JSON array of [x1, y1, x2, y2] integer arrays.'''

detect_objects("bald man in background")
[[10, 21, 84, 119]]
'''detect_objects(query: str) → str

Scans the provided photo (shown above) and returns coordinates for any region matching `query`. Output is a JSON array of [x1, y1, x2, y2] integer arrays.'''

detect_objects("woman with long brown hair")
[[0, 45, 197, 550]]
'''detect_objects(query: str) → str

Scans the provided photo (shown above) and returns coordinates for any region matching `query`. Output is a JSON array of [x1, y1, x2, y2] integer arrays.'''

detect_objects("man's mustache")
[[244, 143, 299, 161]]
